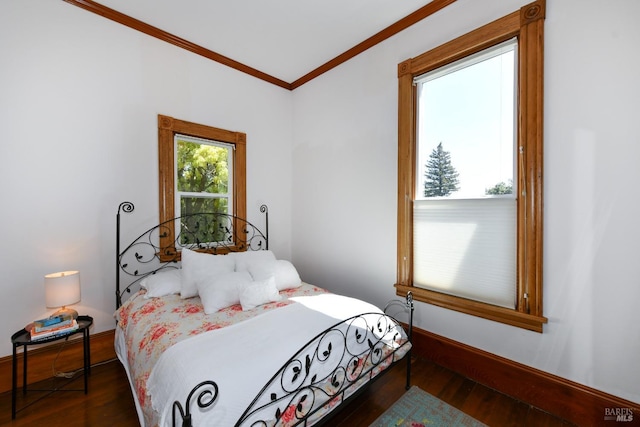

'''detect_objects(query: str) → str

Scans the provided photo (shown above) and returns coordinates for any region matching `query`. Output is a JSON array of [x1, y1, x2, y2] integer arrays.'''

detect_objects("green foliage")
[[485, 179, 513, 195], [177, 140, 228, 193], [424, 142, 460, 197], [177, 139, 229, 215]]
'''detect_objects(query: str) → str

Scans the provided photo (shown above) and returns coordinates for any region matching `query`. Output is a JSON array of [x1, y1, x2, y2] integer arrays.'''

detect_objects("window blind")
[[413, 197, 516, 308]]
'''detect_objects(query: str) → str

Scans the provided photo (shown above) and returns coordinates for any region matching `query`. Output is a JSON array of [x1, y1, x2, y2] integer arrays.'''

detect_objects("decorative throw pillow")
[[198, 271, 253, 314], [141, 269, 182, 299], [239, 276, 281, 311], [180, 248, 235, 299]]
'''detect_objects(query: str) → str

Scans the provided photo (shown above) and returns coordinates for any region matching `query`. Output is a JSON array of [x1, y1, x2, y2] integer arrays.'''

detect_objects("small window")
[[158, 115, 246, 257], [175, 134, 233, 216]]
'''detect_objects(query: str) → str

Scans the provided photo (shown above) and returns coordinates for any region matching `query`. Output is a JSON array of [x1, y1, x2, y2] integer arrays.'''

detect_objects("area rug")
[[370, 386, 487, 427]]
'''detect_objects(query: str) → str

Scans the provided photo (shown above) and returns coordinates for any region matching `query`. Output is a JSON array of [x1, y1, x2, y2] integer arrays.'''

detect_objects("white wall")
[[0, 1, 294, 356], [291, 0, 640, 404]]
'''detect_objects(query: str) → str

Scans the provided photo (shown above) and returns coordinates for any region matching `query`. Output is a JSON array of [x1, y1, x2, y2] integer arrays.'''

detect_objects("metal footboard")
[[172, 293, 414, 427]]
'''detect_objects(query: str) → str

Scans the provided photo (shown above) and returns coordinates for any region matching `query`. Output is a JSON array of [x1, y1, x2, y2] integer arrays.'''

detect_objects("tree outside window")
[[423, 142, 460, 197]]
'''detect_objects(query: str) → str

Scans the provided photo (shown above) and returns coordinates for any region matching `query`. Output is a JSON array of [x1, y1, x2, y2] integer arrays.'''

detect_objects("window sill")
[[395, 283, 547, 333]]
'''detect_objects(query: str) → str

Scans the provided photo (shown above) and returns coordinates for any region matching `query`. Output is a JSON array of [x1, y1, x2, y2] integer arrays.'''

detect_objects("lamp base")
[[51, 307, 78, 320]]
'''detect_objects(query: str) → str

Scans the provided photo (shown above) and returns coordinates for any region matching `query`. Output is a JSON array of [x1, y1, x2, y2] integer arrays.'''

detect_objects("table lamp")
[[44, 270, 81, 319]]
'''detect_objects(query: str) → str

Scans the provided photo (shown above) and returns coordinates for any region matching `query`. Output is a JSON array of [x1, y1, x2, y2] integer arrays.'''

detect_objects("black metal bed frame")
[[115, 202, 413, 427], [116, 201, 268, 308]]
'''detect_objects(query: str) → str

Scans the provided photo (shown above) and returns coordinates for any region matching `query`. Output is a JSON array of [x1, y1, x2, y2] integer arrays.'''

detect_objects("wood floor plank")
[[501, 397, 532, 426], [482, 393, 528, 426], [437, 374, 474, 408], [460, 382, 505, 425]]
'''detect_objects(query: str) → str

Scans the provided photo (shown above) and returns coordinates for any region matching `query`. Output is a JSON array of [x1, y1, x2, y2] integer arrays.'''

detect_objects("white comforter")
[[147, 293, 406, 427]]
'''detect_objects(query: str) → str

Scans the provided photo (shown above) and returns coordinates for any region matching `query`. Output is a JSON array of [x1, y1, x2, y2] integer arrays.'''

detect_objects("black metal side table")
[[11, 315, 93, 419]]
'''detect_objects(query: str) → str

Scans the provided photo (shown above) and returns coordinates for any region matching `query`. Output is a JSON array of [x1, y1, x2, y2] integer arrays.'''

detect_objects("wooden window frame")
[[158, 114, 246, 259], [395, 0, 547, 332]]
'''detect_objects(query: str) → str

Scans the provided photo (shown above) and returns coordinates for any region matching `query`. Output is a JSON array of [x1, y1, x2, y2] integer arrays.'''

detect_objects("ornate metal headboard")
[[116, 201, 269, 308]]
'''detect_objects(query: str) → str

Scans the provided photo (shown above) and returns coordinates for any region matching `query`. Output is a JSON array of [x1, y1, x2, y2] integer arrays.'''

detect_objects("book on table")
[[33, 313, 74, 333], [27, 319, 79, 341]]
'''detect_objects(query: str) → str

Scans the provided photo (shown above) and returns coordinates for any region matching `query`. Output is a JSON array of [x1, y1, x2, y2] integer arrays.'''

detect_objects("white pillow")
[[247, 260, 275, 280], [229, 250, 276, 272], [180, 248, 235, 299], [141, 269, 182, 299], [239, 276, 281, 311], [249, 259, 302, 291], [273, 260, 302, 290], [198, 271, 253, 314]]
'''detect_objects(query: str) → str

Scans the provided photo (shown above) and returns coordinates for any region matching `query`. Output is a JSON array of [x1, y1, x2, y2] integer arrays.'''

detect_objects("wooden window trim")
[[396, 0, 547, 332], [158, 114, 246, 260]]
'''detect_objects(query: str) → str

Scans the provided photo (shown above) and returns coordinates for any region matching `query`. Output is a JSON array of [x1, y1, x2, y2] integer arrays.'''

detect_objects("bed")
[[114, 201, 413, 427]]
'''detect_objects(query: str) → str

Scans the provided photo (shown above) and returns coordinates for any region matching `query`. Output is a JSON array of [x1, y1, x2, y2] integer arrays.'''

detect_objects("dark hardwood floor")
[[0, 356, 572, 426]]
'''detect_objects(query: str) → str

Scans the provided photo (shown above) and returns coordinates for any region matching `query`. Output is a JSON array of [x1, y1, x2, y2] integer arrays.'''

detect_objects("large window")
[[158, 115, 246, 256], [414, 38, 517, 309], [396, 0, 546, 332]]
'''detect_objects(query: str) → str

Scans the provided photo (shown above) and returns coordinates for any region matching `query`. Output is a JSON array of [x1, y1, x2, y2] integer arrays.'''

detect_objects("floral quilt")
[[114, 283, 329, 421]]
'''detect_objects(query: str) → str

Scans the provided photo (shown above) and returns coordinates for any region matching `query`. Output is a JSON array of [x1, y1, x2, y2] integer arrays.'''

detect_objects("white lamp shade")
[[45, 270, 81, 308]]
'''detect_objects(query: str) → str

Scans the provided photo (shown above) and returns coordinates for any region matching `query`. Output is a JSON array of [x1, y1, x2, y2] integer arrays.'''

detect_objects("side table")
[[11, 315, 93, 419]]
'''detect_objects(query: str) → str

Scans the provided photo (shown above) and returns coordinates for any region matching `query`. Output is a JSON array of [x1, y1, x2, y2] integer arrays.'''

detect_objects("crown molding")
[[63, 0, 457, 90], [62, 0, 292, 90]]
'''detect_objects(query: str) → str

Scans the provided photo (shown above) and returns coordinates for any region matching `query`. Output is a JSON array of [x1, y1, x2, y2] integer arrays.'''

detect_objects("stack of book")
[[26, 314, 79, 341]]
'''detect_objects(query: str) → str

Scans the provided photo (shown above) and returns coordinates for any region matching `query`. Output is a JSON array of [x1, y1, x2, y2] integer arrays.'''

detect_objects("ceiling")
[[90, 0, 435, 85]]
